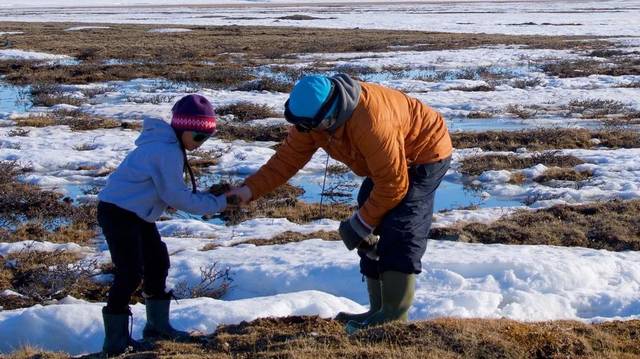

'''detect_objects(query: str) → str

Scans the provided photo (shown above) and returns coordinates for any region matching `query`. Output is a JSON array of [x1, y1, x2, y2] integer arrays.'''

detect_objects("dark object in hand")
[[339, 220, 362, 251], [209, 183, 232, 196], [226, 195, 241, 207]]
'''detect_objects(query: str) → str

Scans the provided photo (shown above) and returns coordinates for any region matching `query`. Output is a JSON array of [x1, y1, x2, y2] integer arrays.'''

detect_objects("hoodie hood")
[[319, 73, 361, 132], [135, 117, 179, 146]]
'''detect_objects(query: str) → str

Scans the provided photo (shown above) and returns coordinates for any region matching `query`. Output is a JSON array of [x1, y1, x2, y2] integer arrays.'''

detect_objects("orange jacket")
[[244, 82, 452, 227]]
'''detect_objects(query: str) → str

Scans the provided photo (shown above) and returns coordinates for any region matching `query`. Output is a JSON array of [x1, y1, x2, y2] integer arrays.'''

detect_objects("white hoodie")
[[98, 118, 226, 222]]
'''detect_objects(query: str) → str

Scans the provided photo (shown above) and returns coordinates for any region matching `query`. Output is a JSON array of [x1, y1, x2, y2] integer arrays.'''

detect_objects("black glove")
[[339, 213, 375, 251]]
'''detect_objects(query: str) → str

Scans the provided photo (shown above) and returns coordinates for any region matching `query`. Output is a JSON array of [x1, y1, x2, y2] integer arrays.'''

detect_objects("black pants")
[[357, 157, 451, 279], [97, 201, 170, 313]]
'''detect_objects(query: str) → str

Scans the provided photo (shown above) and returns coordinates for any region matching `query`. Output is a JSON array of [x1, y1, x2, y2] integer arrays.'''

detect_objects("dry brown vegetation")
[[13, 110, 140, 131], [216, 102, 280, 122], [448, 83, 496, 92], [0, 160, 98, 242], [505, 104, 537, 119], [238, 230, 340, 247], [459, 153, 584, 176], [30, 84, 84, 107], [189, 147, 230, 175], [431, 199, 640, 251], [17, 316, 640, 358], [451, 128, 640, 151], [216, 123, 289, 142], [234, 77, 294, 93], [533, 167, 593, 183], [173, 263, 232, 300], [0, 249, 106, 310], [200, 230, 339, 251], [0, 22, 608, 86], [210, 182, 353, 225], [466, 111, 495, 119], [511, 77, 543, 89], [542, 56, 640, 78], [220, 125, 640, 150], [0, 161, 104, 309], [568, 98, 630, 118], [0, 22, 606, 61]]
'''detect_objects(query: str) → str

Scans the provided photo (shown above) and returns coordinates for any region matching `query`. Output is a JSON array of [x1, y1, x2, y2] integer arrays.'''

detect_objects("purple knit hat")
[[171, 94, 217, 134]]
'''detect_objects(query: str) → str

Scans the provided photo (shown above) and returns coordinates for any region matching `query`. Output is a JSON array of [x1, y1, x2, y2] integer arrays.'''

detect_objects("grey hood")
[[320, 74, 361, 132]]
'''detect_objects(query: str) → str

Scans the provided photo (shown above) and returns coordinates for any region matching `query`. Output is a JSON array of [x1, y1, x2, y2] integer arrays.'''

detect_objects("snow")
[[148, 28, 192, 33], [0, 290, 26, 298], [0, 1, 638, 36], [0, 31, 23, 35], [0, 125, 138, 195], [467, 148, 640, 208], [0, 2, 639, 354], [88, 237, 640, 324], [0, 49, 74, 62], [157, 217, 338, 244], [3, 236, 640, 355], [0, 241, 85, 256], [0, 291, 363, 355], [64, 26, 110, 31]]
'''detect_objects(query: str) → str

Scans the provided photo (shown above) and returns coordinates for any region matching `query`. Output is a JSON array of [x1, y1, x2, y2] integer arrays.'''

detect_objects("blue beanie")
[[288, 75, 336, 119]]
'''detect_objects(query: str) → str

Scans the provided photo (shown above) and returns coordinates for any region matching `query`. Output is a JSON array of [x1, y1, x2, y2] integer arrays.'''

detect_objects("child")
[[97, 94, 228, 356]]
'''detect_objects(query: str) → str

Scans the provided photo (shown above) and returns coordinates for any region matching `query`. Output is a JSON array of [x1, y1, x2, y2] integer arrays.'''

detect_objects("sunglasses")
[[192, 132, 212, 142], [284, 79, 338, 133]]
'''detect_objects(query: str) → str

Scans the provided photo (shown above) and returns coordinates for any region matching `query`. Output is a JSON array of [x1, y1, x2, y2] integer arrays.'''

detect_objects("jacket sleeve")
[[352, 116, 409, 227], [244, 126, 318, 199], [150, 148, 227, 215]]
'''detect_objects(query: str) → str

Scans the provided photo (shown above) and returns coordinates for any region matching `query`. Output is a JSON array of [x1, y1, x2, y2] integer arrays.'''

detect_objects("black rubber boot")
[[335, 276, 381, 323], [345, 271, 415, 334], [102, 307, 150, 357], [143, 292, 190, 341]]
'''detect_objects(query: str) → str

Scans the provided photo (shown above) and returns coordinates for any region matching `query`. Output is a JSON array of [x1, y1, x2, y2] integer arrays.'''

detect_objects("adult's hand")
[[226, 185, 252, 204], [338, 212, 374, 251]]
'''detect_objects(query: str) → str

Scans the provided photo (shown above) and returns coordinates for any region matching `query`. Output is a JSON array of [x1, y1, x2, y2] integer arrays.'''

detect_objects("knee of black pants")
[[358, 249, 380, 279], [376, 215, 431, 274], [375, 199, 434, 275], [108, 270, 142, 311], [377, 238, 428, 275], [143, 241, 170, 296]]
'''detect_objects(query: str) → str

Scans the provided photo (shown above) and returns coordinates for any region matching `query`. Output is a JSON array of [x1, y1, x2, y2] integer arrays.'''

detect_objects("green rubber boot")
[[143, 293, 190, 341], [345, 271, 415, 334], [335, 276, 381, 323], [102, 307, 149, 356]]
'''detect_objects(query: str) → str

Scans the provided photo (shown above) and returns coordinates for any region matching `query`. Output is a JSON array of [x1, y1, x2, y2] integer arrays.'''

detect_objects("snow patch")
[[65, 26, 110, 31], [148, 28, 192, 33], [0, 49, 74, 62], [0, 291, 363, 355], [0, 241, 85, 256]]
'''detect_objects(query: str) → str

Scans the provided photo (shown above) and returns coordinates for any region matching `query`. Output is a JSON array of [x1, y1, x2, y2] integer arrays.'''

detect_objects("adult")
[[229, 74, 452, 331]]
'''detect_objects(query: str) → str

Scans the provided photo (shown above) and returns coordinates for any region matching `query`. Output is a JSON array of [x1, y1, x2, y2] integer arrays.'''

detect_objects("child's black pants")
[[97, 201, 170, 313]]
